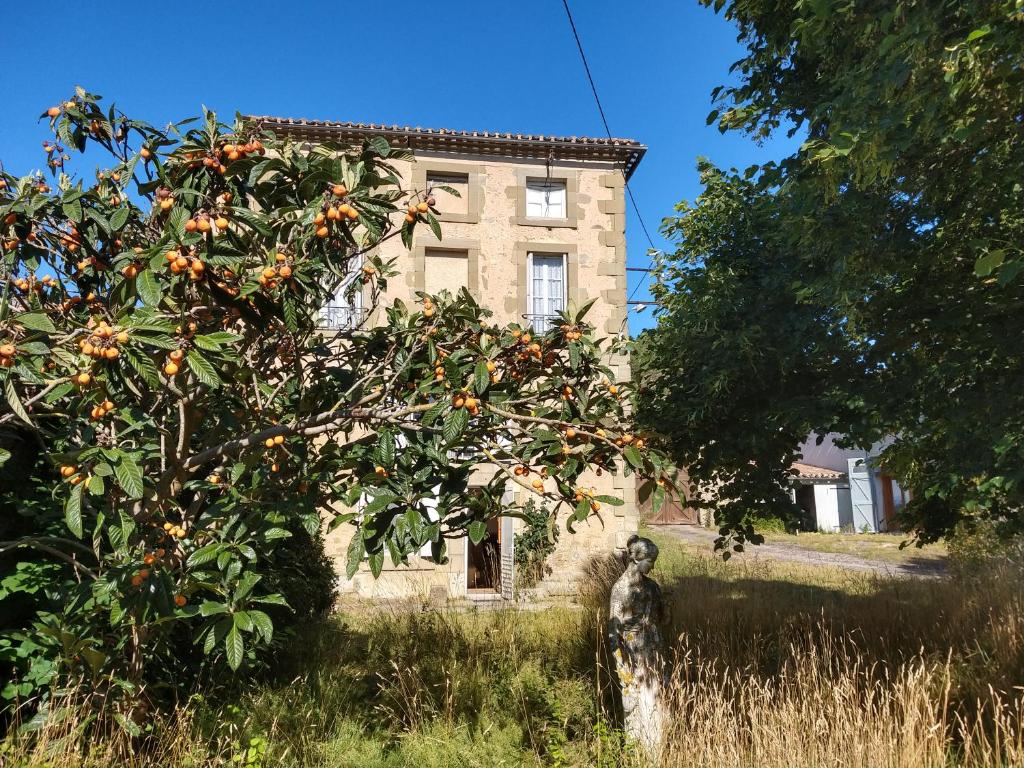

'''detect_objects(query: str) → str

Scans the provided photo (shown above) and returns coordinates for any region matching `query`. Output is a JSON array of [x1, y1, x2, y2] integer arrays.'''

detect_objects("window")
[[525, 180, 567, 219], [424, 248, 469, 296], [418, 485, 442, 559], [426, 172, 469, 218], [527, 253, 566, 332], [319, 261, 364, 330], [414, 163, 482, 224]]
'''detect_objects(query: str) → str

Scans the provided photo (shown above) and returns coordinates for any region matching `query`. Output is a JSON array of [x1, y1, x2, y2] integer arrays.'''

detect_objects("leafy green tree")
[[0, 89, 667, 714], [637, 1, 1024, 548]]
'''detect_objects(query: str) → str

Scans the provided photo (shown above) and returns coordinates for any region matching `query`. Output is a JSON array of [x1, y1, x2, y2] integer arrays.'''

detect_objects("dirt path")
[[655, 525, 947, 578]]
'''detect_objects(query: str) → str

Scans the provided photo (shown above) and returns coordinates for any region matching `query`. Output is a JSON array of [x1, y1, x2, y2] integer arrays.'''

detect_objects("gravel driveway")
[[655, 525, 947, 578]]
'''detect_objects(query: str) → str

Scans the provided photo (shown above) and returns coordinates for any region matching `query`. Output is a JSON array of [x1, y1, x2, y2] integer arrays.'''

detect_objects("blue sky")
[[0, 0, 798, 332]]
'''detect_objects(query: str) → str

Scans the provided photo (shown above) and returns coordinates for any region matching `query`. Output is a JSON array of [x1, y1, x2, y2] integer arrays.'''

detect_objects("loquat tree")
[[0, 89, 670, 713]]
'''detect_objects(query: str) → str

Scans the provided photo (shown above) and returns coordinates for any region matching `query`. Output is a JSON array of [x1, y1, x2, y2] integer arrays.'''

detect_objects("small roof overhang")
[[790, 462, 847, 482]]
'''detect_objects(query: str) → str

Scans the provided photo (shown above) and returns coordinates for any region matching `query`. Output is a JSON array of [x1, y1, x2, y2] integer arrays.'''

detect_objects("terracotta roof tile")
[[243, 115, 647, 179], [790, 462, 846, 481]]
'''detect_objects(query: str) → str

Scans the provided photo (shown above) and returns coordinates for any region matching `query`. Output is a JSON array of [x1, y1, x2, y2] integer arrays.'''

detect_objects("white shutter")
[[320, 261, 363, 329], [418, 484, 441, 558], [525, 181, 566, 218], [526, 184, 546, 218], [499, 486, 516, 600], [847, 459, 876, 532], [527, 254, 567, 332]]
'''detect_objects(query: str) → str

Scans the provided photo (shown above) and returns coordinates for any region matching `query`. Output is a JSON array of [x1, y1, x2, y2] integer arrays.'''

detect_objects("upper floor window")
[[426, 171, 470, 218], [525, 180, 567, 219], [413, 162, 483, 224]]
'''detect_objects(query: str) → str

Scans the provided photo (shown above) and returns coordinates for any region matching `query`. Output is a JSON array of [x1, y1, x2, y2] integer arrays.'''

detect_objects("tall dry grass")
[[4, 531, 1024, 767]]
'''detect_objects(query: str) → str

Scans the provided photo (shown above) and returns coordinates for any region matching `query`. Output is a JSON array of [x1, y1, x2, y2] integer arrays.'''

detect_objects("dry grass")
[[4, 531, 1024, 767]]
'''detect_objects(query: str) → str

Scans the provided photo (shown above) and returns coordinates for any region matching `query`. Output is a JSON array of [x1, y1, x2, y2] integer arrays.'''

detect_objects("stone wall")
[[324, 148, 638, 600]]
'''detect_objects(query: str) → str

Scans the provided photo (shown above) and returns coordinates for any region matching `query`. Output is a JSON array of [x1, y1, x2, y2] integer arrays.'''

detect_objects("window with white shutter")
[[525, 180, 566, 219], [527, 253, 567, 332], [418, 485, 441, 559], [319, 260, 364, 330]]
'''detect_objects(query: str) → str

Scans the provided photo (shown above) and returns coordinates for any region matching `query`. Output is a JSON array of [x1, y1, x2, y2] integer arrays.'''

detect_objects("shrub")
[[514, 498, 560, 589]]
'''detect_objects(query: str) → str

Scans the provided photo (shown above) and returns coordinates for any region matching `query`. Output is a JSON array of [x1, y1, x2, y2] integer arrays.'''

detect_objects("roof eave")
[[243, 116, 647, 180]]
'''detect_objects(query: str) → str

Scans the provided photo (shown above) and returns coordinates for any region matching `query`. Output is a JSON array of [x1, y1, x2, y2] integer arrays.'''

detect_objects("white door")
[[527, 253, 566, 332]]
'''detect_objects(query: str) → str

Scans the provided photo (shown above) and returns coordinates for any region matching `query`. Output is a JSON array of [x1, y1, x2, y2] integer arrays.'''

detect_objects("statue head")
[[625, 535, 659, 575]]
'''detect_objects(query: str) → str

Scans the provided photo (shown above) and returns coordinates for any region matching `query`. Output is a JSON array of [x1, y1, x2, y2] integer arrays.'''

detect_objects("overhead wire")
[[560, 0, 660, 307]]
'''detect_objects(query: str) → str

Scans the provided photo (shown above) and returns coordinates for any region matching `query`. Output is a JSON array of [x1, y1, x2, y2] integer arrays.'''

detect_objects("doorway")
[[467, 517, 501, 593], [794, 484, 817, 531]]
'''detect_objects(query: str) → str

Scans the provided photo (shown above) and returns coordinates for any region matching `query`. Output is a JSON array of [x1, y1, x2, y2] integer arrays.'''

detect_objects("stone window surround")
[[411, 160, 484, 224], [511, 168, 580, 229], [509, 241, 581, 323], [410, 236, 481, 298]]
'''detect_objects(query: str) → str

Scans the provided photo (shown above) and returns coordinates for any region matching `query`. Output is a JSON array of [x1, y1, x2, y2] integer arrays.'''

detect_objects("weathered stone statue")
[[608, 535, 665, 759]]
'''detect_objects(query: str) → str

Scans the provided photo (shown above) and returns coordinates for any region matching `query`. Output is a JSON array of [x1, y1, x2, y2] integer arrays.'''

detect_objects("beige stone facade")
[[252, 117, 646, 602]]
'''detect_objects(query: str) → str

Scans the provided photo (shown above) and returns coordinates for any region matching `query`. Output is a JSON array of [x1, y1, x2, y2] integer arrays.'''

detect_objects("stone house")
[[248, 115, 646, 601]]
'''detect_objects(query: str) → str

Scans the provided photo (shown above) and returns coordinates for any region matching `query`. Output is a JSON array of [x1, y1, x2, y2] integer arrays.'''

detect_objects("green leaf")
[[346, 532, 365, 579], [4, 378, 33, 426], [109, 206, 129, 231], [187, 543, 222, 567], [426, 213, 442, 241], [14, 312, 57, 333], [367, 552, 384, 578], [593, 495, 624, 506], [467, 520, 487, 545], [975, 250, 1005, 277], [199, 600, 229, 616], [187, 352, 222, 388], [623, 446, 644, 470], [364, 492, 399, 514], [473, 361, 489, 394], [574, 498, 591, 521], [65, 483, 84, 538], [225, 625, 244, 671], [443, 408, 469, 443], [123, 348, 160, 389], [374, 430, 396, 468], [966, 26, 991, 42], [234, 571, 261, 601], [651, 485, 666, 517], [62, 198, 83, 223], [192, 332, 242, 351], [568, 342, 580, 371], [248, 609, 274, 641], [86, 474, 105, 496], [114, 455, 144, 499], [135, 270, 162, 307]]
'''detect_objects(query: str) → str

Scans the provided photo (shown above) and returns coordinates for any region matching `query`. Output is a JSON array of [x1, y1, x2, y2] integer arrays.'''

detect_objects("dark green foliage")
[[261, 523, 338, 628], [637, 0, 1024, 549], [513, 499, 560, 589]]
